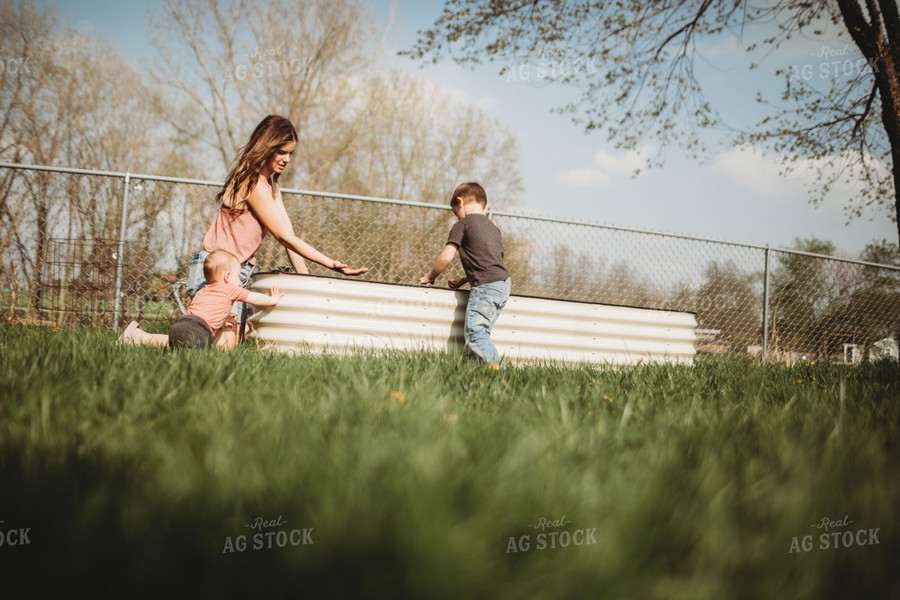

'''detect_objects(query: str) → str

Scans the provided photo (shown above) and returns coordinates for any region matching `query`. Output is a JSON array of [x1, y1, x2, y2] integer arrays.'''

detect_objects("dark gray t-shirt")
[[447, 213, 510, 287]]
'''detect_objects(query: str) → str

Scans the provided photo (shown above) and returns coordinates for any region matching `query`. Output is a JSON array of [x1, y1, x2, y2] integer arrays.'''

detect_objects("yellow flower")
[[388, 390, 406, 404], [794, 379, 802, 384], [602, 395, 613, 403], [488, 363, 501, 371]]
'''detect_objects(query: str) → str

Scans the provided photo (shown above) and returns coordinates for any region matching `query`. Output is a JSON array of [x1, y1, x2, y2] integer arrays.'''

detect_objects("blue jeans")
[[186, 250, 254, 322], [464, 278, 510, 366]]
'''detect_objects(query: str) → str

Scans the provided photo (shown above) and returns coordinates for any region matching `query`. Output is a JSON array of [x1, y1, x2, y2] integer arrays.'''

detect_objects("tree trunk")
[[836, 0, 900, 247]]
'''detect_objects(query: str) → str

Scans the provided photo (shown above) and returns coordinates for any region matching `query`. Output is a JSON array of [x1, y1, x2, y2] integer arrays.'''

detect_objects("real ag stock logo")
[[789, 514, 880, 554], [224, 46, 312, 82], [505, 515, 597, 554], [222, 514, 314, 554], [788, 44, 880, 82], [0, 520, 32, 548]]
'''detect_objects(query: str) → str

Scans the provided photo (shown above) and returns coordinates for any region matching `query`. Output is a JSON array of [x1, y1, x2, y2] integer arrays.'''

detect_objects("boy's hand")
[[331, 260, 368, 276], [447, 277, 467, 289], [269, 286, 285, 303], [419, 274, 435, 285]]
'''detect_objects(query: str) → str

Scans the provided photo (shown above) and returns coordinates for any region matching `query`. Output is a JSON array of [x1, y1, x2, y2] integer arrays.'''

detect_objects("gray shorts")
[[168, 314, 214, 349]]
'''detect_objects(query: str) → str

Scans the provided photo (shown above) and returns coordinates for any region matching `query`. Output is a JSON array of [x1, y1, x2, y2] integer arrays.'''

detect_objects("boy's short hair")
[[204, 249, 239, 282], [451, 182, 487, 208]]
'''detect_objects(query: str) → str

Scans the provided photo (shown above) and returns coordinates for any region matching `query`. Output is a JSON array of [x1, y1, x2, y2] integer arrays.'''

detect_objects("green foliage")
[[406, 1, 900, 241], [695, 259, 761, 350], [769, 237, 900, 357], [1, 325, 898, 598]]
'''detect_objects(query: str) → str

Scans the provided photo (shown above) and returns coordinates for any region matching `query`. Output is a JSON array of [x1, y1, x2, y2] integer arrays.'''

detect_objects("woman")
[[187, 114, 367, 322]]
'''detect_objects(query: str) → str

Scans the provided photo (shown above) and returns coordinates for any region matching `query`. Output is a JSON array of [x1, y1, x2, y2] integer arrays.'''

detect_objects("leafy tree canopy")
[[405, 1, 900, 247]]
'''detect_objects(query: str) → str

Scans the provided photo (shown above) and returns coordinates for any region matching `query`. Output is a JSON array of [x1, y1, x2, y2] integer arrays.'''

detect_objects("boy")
[[118, 249, 284, 350], [419, 182, 511, 367]]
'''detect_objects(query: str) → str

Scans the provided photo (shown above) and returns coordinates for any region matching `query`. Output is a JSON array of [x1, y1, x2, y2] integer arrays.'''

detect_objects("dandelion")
[[794, 379, 802, 384], [602, 394, 613, 403], [488, 363, 501, 371], [389, 390, 406, 404]]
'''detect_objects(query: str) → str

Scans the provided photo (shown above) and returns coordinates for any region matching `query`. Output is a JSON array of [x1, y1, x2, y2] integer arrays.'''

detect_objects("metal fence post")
[[111, 172, 131, 330], [761, 245, 771, 362]]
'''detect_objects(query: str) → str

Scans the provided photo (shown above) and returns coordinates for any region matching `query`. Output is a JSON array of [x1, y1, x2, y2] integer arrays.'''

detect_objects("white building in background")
[[843, 343, 862, 364], [870, 337, 899, 361]]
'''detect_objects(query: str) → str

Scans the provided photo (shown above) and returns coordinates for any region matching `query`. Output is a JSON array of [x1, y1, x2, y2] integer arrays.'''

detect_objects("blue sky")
[[44, 0, 898, 255]]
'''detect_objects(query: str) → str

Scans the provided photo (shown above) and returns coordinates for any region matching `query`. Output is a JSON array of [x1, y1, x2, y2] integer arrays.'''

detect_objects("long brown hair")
[[216, 115, 298, 206]]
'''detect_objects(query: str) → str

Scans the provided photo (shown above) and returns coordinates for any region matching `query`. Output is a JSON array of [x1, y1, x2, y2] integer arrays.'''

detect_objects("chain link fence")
[[2, 162, 898, 363]]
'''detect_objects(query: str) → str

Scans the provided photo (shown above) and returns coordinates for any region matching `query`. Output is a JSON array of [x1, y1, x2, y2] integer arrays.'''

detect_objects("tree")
[[149, 1, 527, 279], [539, 244, 606, 302], [405, 1, 900, 247], [859, 240, 900, 360], [695, 260, 761, 352], [842, 240, 900, 359], [254, 73, 525, 283], [769, 237, 836, 356], [0, 0, 55, 313], [1, 1, 188, 320], [147, 0, 386, 185], [319, 73, 523, 207]]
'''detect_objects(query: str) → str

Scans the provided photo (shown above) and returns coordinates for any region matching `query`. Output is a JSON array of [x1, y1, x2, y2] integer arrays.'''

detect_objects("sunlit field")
[[1, 325, 897, 599]]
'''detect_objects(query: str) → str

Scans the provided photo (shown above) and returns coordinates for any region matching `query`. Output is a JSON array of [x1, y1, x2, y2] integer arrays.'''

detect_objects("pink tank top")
[[202, 206, 268, 265], [202, 182, 272, 265]]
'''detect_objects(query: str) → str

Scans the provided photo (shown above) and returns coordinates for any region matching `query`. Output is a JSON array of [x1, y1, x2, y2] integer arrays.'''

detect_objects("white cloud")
[[593, 146, 654, 174], [695, 11, 856, 63], [417, 77, 496, 112], [696, 34, 743, 60], [708, 145, 791, 198], [557, 168, 611, 187], [557, 145, 654, 187], [709, 144, 891, 215]]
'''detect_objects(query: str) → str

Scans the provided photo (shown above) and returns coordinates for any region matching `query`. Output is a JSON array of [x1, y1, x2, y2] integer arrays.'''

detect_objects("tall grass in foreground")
[[0, 324, 897, 599]]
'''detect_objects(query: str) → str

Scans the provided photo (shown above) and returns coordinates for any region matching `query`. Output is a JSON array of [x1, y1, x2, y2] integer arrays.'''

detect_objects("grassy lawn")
[[0, 324, 897, 599]]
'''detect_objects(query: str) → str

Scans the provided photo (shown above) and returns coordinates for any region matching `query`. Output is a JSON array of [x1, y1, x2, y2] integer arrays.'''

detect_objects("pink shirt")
[[185, 281, 250, 336], [202, 181, 277, 265], [202, 206, 268, 265]]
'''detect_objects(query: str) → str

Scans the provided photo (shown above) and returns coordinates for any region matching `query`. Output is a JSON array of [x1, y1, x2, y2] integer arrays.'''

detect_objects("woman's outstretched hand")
[[332, 261, 368, 276]]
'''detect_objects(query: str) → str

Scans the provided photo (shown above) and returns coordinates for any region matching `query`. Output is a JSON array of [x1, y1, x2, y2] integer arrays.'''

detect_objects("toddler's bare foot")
[[117, 321, 139, 346]]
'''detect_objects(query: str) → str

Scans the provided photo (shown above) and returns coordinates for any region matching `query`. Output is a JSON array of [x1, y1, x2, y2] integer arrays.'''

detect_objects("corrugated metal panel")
[[247, 273, 697, 365]]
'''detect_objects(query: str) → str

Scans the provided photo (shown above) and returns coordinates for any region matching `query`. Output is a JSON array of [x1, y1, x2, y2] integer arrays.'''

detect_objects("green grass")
[[1, 324, 897, 599]]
